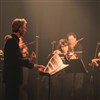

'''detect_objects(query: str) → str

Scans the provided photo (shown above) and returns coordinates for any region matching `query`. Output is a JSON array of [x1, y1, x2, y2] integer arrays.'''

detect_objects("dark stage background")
[[0, 0, 100, 100]]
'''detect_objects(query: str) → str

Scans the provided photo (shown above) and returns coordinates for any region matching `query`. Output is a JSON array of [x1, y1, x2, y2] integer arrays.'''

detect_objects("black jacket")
[[3, 34, 34, 85], [74, 42, 82, 59]]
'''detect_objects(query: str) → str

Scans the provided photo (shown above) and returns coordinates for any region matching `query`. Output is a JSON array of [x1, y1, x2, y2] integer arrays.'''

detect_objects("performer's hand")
[[34, 64, 45, 68], [38, 67, 45, 72], [92, 58, 99, 67], [34, 64, 45, 71], [29, 51, 36, 61], [52, 50, 62, 55]]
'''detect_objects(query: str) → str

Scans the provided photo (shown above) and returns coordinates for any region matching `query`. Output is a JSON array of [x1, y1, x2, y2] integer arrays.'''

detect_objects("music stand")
[[65, 59, 88, 73], [40, 58, 87, 100], [39, 54, 68, 100], [40, 67, 69, 100], [65, 59, 88, 98]]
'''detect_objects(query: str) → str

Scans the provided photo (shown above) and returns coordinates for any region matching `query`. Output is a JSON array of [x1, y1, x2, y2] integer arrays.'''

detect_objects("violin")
[[89, 52, 100, 67], [67, 38, 83, 60], [19, 37, 29, 58], [67, 51, 77, 59], [29, 51, 37, 61]]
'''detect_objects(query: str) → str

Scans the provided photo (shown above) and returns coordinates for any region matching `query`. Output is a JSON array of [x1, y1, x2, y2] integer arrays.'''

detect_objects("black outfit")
[[91, 61, 100, 100], [73, 42, 84, 99], [3, 34, 34, 100], [74, 42, 82, 59]]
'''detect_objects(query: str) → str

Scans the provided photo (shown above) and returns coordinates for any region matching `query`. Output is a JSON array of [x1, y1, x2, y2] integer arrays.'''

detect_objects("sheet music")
[[44, 54, 69, 75]]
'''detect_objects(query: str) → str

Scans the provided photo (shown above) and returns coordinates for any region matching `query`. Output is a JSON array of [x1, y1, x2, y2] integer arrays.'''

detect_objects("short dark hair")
[[12, 18, 27, 32], [66, 32, 76, 40]]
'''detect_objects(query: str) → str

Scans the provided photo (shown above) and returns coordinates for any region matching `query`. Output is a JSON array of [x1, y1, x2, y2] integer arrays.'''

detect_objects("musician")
[[66, 32, 83, 99], [57, 39, 68, 54], [52, 39, 69, 64], [90, 51, 100, 100], [66, 32, 82, 59], [53, 39, 68, 53], [37, 41, 68, 100], [3, 18, 44, 100]]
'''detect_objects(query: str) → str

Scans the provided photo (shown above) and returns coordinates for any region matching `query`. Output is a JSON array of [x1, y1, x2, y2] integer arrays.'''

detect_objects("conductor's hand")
[[34, 64, 45, 72]]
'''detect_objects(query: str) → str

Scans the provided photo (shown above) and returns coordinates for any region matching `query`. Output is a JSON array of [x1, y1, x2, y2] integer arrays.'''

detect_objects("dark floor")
[[0, 64, 100, 100]]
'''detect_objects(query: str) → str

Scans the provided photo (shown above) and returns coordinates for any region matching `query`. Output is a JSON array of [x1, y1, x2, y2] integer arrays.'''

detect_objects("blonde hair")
[[12, 18, 27, 32]]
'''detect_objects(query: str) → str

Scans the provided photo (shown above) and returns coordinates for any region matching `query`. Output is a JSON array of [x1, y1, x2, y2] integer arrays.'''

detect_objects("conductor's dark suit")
[[3, 34, 33, 100]]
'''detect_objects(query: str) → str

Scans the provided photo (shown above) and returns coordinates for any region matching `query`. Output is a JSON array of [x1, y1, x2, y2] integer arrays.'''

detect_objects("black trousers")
[[4, 81, 20, 100]]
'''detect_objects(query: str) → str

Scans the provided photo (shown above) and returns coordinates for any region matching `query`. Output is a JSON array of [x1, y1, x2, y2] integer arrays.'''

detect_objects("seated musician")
[[66, 32, 83, 59], [53, 39, 68, 55], [53, 39, 69, 63]]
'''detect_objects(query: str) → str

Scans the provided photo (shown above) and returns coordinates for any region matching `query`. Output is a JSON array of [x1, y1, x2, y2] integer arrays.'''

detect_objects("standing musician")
[[66, 32, 83, 100], [19, 37, 37, 100], [66, 32, 83, 59]]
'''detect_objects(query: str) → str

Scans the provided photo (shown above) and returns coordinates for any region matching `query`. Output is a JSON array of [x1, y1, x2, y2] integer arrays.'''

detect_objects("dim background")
[[0, 0, 100, 64], [0, 0, 100, 100]]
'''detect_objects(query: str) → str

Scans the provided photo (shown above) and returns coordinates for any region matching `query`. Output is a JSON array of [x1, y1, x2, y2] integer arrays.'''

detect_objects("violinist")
[[90, 54, 100, 100], [66, 32, 83, 59], [53, 39, 68, 54], [66, 32, 83, 100], [52, 39, 69, 63]]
